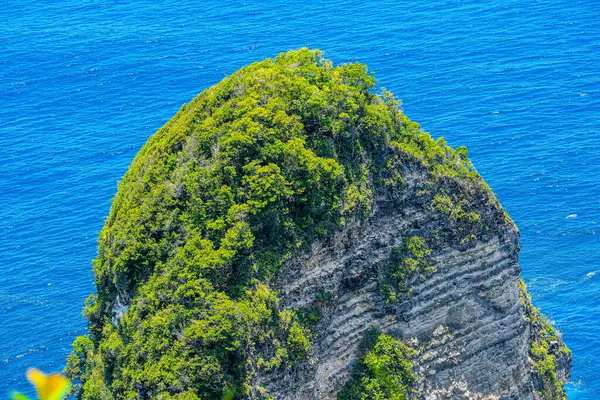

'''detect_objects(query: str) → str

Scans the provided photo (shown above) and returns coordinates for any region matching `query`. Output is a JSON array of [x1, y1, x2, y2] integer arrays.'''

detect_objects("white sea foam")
[[585, 271, 596, 280]]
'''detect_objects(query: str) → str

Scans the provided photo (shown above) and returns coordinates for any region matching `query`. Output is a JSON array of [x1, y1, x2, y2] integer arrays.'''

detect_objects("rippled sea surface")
[[1, 0, 599, 397]]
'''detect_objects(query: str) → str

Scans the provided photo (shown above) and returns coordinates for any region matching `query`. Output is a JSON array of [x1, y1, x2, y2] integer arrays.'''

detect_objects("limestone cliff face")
[[256, 161, 571, 399]]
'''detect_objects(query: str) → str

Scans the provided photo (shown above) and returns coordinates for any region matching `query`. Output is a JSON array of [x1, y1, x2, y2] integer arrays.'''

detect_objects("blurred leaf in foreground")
[[11, 368, 70, 400]]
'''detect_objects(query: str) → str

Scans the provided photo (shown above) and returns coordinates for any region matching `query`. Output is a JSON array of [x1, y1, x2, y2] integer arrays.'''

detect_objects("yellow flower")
[[11, 369, 70, 400]]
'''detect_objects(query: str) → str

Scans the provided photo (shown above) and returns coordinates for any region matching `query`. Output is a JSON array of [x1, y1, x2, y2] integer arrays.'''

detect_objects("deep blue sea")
[[1, 0, 599, 398]]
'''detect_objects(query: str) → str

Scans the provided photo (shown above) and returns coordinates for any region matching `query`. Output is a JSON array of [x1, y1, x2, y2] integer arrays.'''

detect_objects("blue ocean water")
[[1, 0, 598, 397]]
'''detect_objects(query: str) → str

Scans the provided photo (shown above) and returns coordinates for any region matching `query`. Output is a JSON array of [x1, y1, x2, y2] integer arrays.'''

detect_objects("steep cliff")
[[66, 49, 570, 400]]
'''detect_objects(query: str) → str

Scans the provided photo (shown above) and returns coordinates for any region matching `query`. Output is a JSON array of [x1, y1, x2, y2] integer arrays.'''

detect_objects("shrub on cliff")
[[338, 332, 416, 400]]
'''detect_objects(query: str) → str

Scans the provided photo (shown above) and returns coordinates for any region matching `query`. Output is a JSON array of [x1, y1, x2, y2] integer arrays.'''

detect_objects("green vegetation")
[[295, 291, 333, 327], [431, 191, 482, 245], [67, 49, 491, 399], [519, 280, 571, 400], [388, 130, 480, 186], [380, 236, 436, 302], [338, 329, 416, 400], [431, 192, 480, 227]]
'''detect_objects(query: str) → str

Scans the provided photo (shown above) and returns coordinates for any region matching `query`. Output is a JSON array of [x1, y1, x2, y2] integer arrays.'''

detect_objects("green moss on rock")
[[380, 236, 436, 303], [337, 329, 416, 400], [519, 280, 571, 400]]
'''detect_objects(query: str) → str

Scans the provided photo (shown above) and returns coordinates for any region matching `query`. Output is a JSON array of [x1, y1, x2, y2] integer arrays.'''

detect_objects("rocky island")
[[66, 49, 571, 399]]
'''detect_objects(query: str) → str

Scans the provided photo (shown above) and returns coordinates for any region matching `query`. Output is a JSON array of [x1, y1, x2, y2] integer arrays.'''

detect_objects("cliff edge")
[[66, 49, 570, 400]]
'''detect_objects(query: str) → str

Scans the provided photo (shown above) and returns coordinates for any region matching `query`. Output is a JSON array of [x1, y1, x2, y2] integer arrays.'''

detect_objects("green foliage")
[[386, 125, 480, 185], [338, 331, 416, 400], [519, 280, 570, 400], [296, 305, 322, 326], [65, 336, 95, 396], [295, 291, 333, 327], [380, 236, 435, 302], [68, 48, 487, 399], [529, 312, 568, 400], [431, 190, 482, 244]]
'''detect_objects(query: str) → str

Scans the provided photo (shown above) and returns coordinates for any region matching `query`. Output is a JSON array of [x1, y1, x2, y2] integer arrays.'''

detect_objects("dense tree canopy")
[[66, 48, 488, 399]]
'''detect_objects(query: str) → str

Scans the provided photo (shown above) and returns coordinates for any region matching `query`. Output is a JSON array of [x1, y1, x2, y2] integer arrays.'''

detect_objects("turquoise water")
[[1, 0, 598, 397]]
